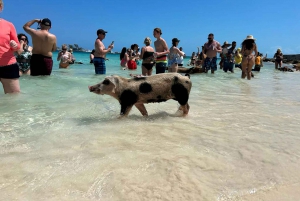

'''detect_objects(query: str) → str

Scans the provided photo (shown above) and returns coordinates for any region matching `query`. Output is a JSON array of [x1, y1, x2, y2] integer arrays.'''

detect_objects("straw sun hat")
[[221, 41, 231, 48], [243, 35, 256, 41]]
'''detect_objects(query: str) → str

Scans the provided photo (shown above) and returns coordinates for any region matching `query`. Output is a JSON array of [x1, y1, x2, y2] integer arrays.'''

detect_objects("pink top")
[[0, 19, 20, 66]]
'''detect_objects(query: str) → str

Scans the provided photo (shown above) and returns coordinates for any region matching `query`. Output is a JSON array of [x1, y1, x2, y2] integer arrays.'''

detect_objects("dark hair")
[[17, 33, 29, 45], [91, 49, 95, 54], [154, 28, 162, 35], [208, 33, 214, 36], [131, 44, 138, 50], [242, 39, 255, 50], [120, 47, 126, 60]]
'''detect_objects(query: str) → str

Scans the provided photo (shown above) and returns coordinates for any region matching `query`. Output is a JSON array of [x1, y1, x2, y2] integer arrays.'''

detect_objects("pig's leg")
[[135, 103, 148, 116], [177, 103, 190, 116], [120, 104, 133, 117], [182, 103, 190, 116]]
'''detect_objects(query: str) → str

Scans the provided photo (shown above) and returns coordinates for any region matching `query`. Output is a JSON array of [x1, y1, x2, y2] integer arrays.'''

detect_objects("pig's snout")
[[89, 86, 96, 92]]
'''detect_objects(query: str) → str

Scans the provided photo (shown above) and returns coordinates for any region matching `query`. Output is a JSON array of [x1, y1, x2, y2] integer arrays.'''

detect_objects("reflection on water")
[[1, 59, 300, 200]]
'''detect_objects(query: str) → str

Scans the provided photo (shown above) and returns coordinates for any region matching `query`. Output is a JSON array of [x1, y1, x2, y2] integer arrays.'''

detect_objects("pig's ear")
[[106, 76, 118, 92]]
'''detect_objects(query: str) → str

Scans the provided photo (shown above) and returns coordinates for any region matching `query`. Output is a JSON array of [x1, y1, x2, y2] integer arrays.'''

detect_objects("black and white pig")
[[89, 73, 192, 117]]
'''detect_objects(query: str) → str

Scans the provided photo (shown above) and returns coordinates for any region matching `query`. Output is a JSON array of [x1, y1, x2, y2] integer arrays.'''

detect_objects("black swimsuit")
[[142, 51, 155, 70]]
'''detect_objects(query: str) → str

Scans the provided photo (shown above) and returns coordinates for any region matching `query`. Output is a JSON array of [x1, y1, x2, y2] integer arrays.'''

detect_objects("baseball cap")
[[41, 18, 51, 27], [172, 38, 180, 42], [97, 29, 108, 35]]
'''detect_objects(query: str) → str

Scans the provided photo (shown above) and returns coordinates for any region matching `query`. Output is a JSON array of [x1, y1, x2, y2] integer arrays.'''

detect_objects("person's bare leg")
[[275, 61, 278, 69], [241, 60, 247, 79], [142, 66, 147, 76], [247, 59, 255, 80], [1, 78, 20, 94], [25, 69, 31, 75]]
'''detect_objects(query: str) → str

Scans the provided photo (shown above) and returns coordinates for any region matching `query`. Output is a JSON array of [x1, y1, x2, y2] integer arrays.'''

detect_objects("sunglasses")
[[20, 38, 27, 41], [62, 49, 67, 51]]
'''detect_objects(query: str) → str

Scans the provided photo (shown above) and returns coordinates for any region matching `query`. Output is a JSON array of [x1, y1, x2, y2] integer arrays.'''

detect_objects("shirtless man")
[[93, 29, 114, 74], [202, 33, 222, 74], [153, 28, 169, 74], [23, 18, 57, 76]]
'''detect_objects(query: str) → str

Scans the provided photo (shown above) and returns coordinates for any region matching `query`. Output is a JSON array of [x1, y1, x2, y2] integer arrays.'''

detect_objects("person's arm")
[[215, 42, 222, 53], [23, 19, 40, 36], [139, 47, 145, 60], [57, 51, 64, 61], [95, 39, 113, 54], [203, 44, 207, 54], [16, 41, 25, 55], [254, 44, 258, 57], [241, 46, 245, 55], [155, 39, 169, 57], [175, 47, 185, 56], [52, 35, 57, 52], [9, 23, 21, 51], [90, 54, 94, 60]]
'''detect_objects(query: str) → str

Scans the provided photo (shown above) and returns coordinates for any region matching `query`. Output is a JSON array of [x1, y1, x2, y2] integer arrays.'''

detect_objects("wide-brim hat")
[[221, 41, 231, 48], [243, 35, 256, 41]]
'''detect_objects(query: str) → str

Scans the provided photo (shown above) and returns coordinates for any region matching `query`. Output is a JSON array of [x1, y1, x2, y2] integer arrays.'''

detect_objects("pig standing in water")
[[89, 73, 192, 117]]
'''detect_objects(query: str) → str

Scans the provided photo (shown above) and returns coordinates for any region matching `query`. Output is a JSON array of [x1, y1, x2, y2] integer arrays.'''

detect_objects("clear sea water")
[[1, 52, 300, 201]]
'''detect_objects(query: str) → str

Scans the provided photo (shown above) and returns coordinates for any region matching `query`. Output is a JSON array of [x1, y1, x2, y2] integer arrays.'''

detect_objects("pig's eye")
[[103, 80, 110, 85]]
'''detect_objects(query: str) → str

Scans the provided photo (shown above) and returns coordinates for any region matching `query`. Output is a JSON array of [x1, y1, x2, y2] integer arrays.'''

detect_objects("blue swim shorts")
[[93, 57, 106, 74], [223, 60, 234, 72], [203, 57, 217, 71]]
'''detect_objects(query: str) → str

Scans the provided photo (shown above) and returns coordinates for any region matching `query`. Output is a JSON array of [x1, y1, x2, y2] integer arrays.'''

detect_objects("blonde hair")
[[62, 44, 68, 49], [144, 37, 151, 46], [0, 0, 3, 9]]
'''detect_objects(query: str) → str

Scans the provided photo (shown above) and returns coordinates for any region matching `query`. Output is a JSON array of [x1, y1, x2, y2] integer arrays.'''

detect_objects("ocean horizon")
[[0, 52, 300, 201]]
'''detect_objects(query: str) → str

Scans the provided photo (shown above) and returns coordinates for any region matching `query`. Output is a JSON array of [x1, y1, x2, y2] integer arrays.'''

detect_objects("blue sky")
[[2, 0, 300, 56]]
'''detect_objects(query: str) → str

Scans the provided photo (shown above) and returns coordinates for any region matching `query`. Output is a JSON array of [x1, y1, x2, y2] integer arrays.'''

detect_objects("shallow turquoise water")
[[0, 53, 300, 200]]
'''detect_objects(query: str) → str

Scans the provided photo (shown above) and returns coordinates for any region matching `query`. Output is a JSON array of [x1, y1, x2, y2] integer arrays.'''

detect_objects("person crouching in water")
[[57, 44, 72, 68], [167, 38, 185, 73], [16, 33, 32, 75]]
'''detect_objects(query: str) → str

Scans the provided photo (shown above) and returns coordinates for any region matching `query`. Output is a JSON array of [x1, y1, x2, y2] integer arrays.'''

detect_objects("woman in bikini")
[[273, 49, 283, 69], [120, 47, 129, 69], [57, 44, 72, 68], [140, 37, 155, 76], [167, 38, 185, 73], [241, 35, 258, 80]]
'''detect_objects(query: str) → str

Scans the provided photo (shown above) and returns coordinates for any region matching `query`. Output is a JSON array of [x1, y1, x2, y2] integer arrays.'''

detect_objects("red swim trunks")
[[127, 60, 137, 70]]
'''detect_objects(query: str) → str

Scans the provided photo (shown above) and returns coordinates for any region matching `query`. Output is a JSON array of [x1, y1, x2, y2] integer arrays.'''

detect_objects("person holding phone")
[[93, 29, 114, 74]]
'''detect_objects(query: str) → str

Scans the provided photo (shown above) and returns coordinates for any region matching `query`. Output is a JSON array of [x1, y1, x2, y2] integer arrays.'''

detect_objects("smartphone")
[[111, 41, 114, 45]]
